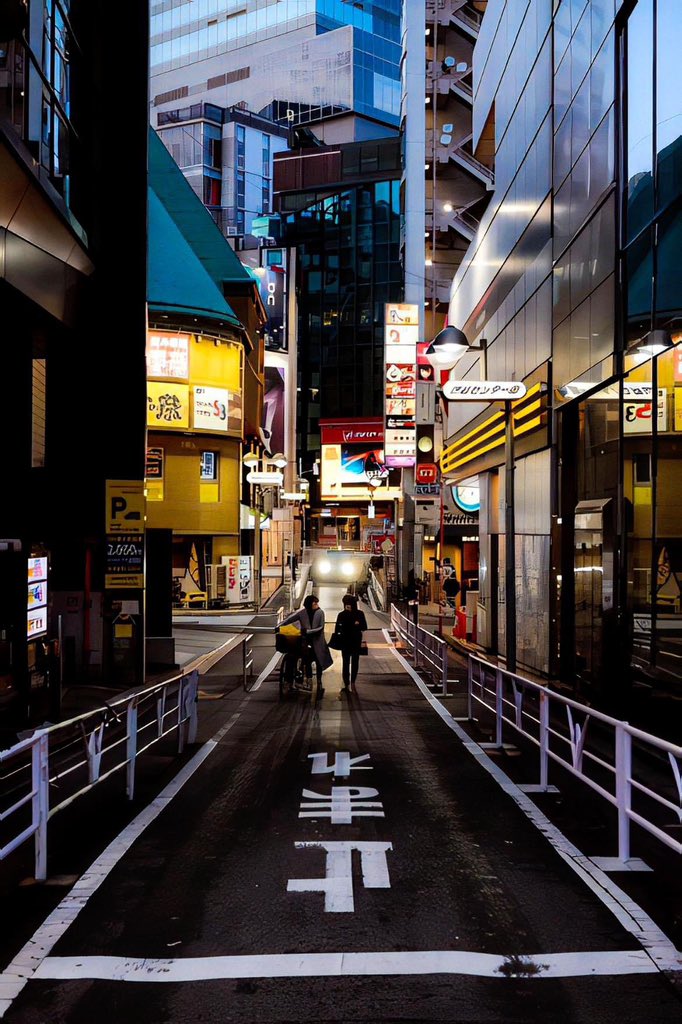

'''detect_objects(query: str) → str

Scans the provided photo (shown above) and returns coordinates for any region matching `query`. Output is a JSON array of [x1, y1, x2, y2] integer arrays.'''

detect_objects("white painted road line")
[[33, 948, 657, 982], [0, 713, 242, 1020], [383, 633, 682, 975], [288, 841, 393, 912], [250, 651, 281, 691]]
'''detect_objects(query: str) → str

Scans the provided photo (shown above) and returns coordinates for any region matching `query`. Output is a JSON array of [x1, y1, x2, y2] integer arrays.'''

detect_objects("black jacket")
[[334, 608, 368, 651]]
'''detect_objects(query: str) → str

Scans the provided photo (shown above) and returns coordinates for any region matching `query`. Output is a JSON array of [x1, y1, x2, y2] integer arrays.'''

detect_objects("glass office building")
[[285, 181, 402, 450], [443, 0, 682, 731], [156, 101, 288, 237], [150, 1, 401, 244], [150, 0, 401, 128]]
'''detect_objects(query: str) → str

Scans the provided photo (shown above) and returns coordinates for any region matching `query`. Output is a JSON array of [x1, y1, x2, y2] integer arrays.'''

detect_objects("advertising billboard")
[[146, 332, 190, 379], [147, 382, 190, 430], [262, 364, 286, 456], [320, 418, 400, 501], [27, 556, 48, 640], [384, 304, 418, 466]]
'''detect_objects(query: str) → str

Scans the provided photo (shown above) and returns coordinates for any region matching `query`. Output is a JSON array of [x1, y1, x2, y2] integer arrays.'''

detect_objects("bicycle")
[[276, 632, 318, 701]]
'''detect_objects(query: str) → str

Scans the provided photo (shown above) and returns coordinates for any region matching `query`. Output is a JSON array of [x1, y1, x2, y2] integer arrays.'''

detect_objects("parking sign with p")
[[106, 480, 146, 534]]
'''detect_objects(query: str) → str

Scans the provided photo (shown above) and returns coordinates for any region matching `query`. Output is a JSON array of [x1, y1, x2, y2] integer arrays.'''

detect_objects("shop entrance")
[[574, 498, 616, 691]]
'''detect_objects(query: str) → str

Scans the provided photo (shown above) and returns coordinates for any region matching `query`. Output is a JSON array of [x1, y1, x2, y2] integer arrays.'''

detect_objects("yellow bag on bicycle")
[[279, 624, 301, 637]]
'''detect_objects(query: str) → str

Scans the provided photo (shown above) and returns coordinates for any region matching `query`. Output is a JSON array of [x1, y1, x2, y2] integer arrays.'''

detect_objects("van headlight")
[[317, 560, 331, 575], [341, 561, 355, 577]]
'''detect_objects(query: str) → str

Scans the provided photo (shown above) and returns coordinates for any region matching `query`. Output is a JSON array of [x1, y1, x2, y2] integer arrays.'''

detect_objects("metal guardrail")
[[368, 568, 385, 611], [0, 634, 252, 881], [467, 655, 682, 862], [390, 605, 449, 695]]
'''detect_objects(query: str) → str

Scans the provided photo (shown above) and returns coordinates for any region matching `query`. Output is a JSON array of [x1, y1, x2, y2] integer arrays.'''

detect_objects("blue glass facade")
[[316, 0, 401, 123], [150, 0, 401, 127]]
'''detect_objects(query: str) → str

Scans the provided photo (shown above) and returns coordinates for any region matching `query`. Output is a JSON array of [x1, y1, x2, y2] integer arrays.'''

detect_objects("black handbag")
[[328, 632, 342, 651], [359, 641, 369, 656]]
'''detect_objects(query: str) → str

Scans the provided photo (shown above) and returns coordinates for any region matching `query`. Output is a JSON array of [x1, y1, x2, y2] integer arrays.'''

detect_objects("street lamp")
[[434, 327, 519, 671], [425, 325, 487, 375], [242, 451, 285, 610]]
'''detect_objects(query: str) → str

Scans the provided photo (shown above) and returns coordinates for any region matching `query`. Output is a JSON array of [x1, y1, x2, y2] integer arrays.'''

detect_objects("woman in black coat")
[[333, 594, 368, 692]]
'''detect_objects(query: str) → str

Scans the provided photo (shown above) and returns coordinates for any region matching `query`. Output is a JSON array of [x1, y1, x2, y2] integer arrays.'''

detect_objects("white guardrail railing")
[[390, 604, 449, 695], [0, 633, 252, 881], [468, 655, 682, 861]]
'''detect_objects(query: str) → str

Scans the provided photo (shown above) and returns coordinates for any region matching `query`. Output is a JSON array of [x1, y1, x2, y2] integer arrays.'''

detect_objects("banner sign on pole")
[[384, 304, 418, 467]]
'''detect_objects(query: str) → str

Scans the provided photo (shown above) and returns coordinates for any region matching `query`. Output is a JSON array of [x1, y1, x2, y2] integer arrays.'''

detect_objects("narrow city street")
[[2, 624, 681, 1023]]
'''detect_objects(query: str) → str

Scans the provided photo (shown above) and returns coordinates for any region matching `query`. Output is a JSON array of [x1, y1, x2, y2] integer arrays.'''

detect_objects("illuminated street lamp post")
[[242, 450, 286, 610], [281, 479, 308, 611], [425, 328, 485, 637], [432, 327, 523, 672]]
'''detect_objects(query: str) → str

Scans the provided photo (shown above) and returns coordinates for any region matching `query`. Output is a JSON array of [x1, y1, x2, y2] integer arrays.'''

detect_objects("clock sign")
[[452, 480, 480, 513]]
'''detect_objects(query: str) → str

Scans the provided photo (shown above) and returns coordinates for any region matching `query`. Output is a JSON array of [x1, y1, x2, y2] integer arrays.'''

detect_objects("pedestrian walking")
[[442, 570, 461, 613], [279, 593, 333, 696], [332, 593, 368, 692]]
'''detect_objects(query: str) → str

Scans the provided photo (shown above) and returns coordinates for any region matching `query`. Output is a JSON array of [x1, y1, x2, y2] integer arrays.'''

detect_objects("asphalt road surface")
[[2, 611, 681, 1022]]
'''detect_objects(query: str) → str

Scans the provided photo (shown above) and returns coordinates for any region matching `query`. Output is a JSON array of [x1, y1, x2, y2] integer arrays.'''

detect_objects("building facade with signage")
[[148, 130, 265, 603], [443, 0, 682, 732]]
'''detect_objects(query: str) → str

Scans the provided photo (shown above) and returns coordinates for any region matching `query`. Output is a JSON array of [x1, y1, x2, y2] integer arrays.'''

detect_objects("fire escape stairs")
[[430, 64, 474, 106], [426, 0, 482, 39], [426, 129, 494, 189], [426, 196, 481, 243]]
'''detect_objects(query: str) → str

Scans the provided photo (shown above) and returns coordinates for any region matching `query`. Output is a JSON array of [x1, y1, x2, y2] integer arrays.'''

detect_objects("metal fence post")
[[539, 689, 549, 790], [615, 724, 632, 862], [243, 638, 247, 690], [495, 669, 504, 748], [32, 733, 49, 882], [467, 658, 473, 720], [440, 640, 447, 697], [126, 698, 138, 800], [177, 677, 186, 754], [187, 670, 199, 744]]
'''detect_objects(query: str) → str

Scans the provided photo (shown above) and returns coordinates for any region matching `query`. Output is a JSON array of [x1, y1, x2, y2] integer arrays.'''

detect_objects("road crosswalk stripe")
[[33, 949, 657, 982]]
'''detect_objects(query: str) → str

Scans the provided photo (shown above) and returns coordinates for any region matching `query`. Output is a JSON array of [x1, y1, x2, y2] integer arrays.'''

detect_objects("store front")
[[555, 341, 682, 731]]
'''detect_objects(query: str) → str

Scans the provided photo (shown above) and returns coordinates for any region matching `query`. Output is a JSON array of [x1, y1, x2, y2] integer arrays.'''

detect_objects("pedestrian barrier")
[[467, 655, 682, 862], [368, 568, 385, 611], [0, 634, 252, 882], [390, 604, 449, 695]]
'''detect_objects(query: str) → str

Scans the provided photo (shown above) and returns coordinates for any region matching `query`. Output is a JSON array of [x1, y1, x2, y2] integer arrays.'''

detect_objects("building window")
[[204, 175, 221, 206], [261, 132, 270, 177], [200, 451, 218, 481], [236, 124, 246, 169], [203, 122, 222, 169]]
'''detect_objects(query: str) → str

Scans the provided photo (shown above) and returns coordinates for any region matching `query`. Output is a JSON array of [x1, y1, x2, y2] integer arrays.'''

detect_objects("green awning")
[[147, 188, 242, 330], [149, 128, 251, 291]]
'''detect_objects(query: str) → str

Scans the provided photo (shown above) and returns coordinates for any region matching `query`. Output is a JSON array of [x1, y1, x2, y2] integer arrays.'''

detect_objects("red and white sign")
[[416, 463, 438, 485], [146, 332, 190, 379], [222, 556, 254, 604], [193, 386, 230, 432], [320, 418, 384, 445]]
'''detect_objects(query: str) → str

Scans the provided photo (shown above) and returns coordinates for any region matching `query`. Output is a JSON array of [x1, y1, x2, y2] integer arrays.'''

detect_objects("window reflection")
[[626, 0, 654, 240]]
